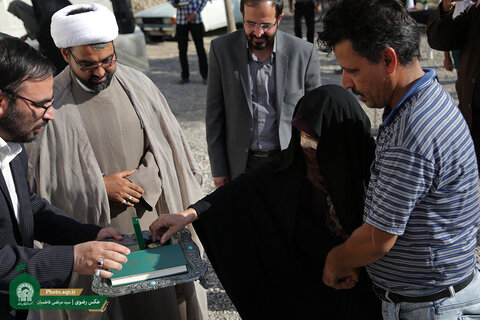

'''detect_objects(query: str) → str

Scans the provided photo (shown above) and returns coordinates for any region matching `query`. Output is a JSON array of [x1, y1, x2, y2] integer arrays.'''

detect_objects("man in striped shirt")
[[318, 0, 480, 318], [170, 0, 208, 84]]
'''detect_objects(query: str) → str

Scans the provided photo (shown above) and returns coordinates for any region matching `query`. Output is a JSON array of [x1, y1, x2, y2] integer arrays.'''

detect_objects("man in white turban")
[[26, 3, 208, 320]]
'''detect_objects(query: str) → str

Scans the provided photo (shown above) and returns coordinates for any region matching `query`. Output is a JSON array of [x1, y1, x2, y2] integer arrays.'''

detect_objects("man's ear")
[[0, 90, 10, 117], [277, 12, 285, 24], [383, 47, 398, 74], [59, 48, 69, 63]]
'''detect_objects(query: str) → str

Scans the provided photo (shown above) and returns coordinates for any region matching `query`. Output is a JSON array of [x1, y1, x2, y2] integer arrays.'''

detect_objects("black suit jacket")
[[0, 146, 100, 319]]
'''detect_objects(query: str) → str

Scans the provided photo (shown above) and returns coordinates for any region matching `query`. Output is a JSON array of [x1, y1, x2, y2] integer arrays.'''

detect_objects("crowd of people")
[[1, 0, 479, 319]]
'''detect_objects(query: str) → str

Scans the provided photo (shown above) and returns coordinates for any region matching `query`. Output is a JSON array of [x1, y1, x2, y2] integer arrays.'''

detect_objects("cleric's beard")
[[72, 67, 115, 93]]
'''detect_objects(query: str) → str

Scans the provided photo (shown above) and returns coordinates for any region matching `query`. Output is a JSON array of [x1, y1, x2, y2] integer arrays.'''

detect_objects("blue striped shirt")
[[170, 0, 208, 25], [365, 69, 480, 291]]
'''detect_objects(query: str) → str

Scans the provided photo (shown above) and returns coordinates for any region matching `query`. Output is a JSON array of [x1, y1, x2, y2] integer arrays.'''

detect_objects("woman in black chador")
[[150, 85, 382, 319]]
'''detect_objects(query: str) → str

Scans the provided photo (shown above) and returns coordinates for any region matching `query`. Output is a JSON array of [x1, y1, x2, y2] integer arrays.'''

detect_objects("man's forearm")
[[326, 223, 397, 271], [206, 45, 229, 177]]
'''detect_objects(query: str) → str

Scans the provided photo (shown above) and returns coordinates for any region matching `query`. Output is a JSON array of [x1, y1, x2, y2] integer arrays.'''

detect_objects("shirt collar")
[[0, 136, 22, 169], [383, 68, 436, 126], [75, 76, 96, 93]]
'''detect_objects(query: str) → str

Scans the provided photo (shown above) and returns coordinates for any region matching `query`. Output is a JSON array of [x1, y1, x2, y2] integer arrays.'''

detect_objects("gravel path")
[[144, 13, 477, 319]]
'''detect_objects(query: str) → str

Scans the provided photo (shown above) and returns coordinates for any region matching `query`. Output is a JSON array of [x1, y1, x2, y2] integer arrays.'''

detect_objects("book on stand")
[[110, 243, 187, 287]]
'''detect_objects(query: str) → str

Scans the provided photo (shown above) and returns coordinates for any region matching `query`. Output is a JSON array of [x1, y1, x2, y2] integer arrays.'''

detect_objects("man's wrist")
[[326, 245, 346, 272]]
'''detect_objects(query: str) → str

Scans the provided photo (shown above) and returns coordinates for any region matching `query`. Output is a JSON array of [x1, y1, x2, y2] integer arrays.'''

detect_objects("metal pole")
[[224, 0, 237, 33]]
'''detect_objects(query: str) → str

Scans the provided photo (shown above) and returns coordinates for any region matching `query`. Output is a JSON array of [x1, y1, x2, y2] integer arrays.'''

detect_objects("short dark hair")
[[317, 0, 420, 65], [67, 7, 94, 16], [0, 34, 55, 95], [240, 0, 283, 19]]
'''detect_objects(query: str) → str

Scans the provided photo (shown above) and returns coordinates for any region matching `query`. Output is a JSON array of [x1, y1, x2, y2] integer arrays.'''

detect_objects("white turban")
[[51, 3, 118, 48]]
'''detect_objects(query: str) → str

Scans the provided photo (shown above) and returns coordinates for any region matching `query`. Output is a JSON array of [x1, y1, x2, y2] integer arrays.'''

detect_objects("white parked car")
[[134, 0, 243, 39]]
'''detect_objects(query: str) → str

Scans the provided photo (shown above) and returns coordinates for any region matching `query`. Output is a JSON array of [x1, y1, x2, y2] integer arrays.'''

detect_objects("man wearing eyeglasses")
[[26, 3, 207, 320], [206, 0, 322, 188], [0, 33, 131, 320]]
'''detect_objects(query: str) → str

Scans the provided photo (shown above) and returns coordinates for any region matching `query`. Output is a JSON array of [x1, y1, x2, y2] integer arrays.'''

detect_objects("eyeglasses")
[[2, 90, 54, 116], [243, 19, 278, 32], [68, 48, 117, 72]]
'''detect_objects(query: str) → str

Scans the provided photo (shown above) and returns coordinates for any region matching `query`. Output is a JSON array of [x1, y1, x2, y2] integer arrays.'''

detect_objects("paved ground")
[[144, 12, 473, 319]]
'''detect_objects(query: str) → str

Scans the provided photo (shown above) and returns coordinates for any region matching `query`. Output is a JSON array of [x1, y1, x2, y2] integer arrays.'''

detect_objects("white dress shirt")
[[0, 137, 22, 222]]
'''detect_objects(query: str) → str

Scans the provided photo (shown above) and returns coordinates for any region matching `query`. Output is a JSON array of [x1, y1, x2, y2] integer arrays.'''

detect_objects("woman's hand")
[[149, 208, 198, 243]]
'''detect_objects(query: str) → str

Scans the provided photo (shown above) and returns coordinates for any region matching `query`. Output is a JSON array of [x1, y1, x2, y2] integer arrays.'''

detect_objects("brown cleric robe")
[[73, 74, 160, 232]]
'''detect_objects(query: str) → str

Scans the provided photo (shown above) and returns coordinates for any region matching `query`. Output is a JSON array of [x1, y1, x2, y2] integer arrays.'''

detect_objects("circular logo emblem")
[[16, 282, 34, 302]]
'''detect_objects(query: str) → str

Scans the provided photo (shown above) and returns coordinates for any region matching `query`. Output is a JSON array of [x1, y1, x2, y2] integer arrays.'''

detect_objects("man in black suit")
[[0, 35, 130, 320]]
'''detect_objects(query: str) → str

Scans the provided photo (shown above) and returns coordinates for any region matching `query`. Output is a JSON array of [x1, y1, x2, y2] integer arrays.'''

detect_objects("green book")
[[110, 244, 187, 287]]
